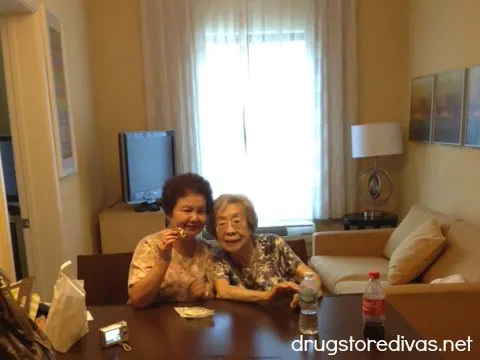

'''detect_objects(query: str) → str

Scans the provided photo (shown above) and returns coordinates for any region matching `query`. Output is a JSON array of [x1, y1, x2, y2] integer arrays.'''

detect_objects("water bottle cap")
[[368, 271, 380, 279]]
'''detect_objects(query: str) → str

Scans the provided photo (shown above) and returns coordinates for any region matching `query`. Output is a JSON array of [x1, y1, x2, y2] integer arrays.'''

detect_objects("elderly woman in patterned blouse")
[[208, 194, 322, 309], [128, 173, 215, 308]]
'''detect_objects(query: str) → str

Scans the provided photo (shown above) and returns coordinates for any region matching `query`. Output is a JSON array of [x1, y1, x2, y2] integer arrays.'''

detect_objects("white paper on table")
[[174, 307, 214, 319]]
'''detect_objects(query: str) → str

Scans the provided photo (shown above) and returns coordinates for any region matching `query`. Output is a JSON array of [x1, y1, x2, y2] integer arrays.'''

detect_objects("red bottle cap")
[[368, 271, 380, 279]]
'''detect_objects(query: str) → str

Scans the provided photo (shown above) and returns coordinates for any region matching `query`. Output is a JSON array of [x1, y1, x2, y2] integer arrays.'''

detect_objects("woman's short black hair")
[[160, 173, 213, 217]]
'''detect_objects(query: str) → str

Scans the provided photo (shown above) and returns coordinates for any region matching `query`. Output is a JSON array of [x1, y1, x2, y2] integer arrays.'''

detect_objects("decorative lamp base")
[[361, 210, 389, 220]]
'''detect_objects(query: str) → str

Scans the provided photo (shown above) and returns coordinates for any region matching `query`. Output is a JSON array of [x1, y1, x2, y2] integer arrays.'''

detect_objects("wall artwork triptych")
[[408, 65, 480, 148]]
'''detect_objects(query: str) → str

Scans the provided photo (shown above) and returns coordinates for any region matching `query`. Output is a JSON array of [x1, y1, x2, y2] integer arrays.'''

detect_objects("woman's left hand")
[[289, 289, 323, 310], [289, 293, 299, 309], [190, 278, 214, 300]]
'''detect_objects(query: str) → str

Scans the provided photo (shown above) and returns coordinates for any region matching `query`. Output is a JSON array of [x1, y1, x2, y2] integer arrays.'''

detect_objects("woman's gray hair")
[[206, 194, 258, 238]]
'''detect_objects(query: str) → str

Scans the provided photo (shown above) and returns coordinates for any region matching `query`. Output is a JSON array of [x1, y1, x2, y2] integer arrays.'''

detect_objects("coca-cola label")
[[363, 298, 385, 317]]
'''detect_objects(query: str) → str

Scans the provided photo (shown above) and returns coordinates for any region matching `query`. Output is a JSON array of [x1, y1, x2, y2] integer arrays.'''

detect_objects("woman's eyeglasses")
[[216, 218, 247, 232]]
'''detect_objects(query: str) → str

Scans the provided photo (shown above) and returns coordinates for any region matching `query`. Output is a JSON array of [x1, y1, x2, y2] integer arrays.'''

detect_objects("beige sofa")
[[309, 204, 480, 295]]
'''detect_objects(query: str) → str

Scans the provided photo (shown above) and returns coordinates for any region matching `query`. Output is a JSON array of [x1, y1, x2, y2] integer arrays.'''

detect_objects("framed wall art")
[[465, 66, 480, 147], [408, 75, 434, 142], [41, 5, 77, 177], [433, 68, 466, 145]]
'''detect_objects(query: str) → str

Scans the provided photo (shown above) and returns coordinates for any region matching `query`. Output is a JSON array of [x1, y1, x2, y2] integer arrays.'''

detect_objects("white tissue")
[[430, 274, 466, 284]]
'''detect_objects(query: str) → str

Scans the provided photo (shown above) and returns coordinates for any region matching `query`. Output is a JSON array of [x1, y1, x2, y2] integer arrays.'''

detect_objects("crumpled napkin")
[[174, 307, 215, 319], [430, 274, 466, 284]]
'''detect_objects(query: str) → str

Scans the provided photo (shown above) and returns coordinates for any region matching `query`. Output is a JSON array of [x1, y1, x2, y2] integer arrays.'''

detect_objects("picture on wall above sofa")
[[408, 75, 434, 143], [433, 68, 465, 145], [408, 66, 480, 149], [465, 65, 480, 147]]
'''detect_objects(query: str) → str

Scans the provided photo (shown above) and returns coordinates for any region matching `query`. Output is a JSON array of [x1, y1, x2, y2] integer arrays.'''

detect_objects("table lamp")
[[351, 122, 403, 219]]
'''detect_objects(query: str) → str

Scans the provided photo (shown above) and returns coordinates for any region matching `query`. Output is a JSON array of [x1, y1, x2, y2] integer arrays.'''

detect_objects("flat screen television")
[[118, 131, 175, 212]]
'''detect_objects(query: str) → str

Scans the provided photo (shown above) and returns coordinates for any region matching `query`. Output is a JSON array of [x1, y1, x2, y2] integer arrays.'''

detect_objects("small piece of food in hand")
[[177, 227, 186, 239]]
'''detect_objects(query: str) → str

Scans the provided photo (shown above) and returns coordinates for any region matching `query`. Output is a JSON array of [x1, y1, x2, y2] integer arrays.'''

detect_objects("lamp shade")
[[351, 122, 403, 158]]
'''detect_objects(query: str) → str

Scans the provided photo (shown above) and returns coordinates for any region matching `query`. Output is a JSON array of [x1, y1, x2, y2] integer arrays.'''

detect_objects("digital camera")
[[99, 321, 129, 348]]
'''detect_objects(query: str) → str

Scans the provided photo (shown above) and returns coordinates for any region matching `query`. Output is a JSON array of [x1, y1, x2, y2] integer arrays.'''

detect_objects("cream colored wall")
[[1, 0, 104, 297], [404, 0, 480, 221], [84, 0, 147, 207], [43, 0, 104, 270], [83, 0, 412, 218], [357, 0, 409, 214]]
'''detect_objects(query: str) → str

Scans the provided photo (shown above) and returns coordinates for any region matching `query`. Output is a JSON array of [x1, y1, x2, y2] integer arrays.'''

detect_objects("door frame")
[[0, 20, 16, 281], [0, 10, 65, 299], [0, 168, 14, 281]]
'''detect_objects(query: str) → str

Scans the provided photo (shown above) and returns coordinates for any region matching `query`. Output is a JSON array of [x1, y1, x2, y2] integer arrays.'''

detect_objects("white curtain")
[[140, 1, 203, 173], [316, 0, 358, 218], [140, 0, 357, 224]]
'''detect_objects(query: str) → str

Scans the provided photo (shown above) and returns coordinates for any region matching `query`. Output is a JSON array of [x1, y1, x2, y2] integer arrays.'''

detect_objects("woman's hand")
[[289, 293, 299, 310], [189, 278, 214, 300], [289, 287, 323, 310], [264, 282, 299, 303], [155, 229, 180, 261]]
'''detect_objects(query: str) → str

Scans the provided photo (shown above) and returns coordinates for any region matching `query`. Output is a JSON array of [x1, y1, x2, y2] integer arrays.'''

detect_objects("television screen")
[[0, 136, 18, 202], [119, 131, 175, 210]]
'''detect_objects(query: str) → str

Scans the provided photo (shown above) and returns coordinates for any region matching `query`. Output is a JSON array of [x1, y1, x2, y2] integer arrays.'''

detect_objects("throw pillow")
[[388, 219, 446, 285], [382, 204, 453, 259]]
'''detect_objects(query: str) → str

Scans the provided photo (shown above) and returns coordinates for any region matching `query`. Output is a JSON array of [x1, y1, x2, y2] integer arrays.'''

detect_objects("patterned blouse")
[[213, 234, 303, 291], [128, 232, 215, 303]]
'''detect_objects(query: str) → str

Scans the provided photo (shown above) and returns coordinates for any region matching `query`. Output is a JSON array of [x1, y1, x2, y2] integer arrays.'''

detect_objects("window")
[[194, 2, 320, 226]]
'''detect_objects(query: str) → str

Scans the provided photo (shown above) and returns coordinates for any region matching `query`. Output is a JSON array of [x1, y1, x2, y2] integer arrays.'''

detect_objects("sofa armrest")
[[312, 228, 393, 257], [385, 282, 480, 296], [385, 283, 480, 343]]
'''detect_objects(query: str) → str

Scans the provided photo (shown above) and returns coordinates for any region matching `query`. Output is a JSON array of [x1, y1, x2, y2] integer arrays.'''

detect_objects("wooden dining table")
[[53, 294, 457, 360]]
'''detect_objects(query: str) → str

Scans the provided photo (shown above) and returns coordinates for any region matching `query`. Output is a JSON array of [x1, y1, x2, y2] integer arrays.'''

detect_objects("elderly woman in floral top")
[[128, 173, 215, 308], [208, 194, 322, 309]]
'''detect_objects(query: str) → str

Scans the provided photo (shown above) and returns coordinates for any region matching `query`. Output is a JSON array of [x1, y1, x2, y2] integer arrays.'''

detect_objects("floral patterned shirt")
[[213, 234, 303, 291], [128, 232, 215, 303]]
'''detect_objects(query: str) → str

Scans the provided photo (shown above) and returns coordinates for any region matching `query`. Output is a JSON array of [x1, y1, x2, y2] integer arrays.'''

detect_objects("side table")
[[343, 212, 398, 230]]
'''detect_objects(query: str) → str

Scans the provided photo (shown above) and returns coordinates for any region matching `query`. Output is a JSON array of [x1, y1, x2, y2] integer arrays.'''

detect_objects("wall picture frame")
[[41, 5, 77, 177], [465, 66, 480, 147], [408, 75, 434, 143], [433, 68, 466, 145]]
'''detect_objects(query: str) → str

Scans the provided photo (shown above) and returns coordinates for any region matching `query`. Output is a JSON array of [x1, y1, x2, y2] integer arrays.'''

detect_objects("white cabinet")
[[0, 0, 38, 14], [99, 203, 166, 254]]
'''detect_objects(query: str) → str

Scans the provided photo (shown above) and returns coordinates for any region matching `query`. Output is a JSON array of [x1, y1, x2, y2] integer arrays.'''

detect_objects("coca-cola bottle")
[[362, 271, 385, 341]]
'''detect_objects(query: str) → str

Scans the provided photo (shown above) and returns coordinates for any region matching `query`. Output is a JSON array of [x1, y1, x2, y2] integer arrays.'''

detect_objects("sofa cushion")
[[388, 219, 446, 285], [309, 255, 389, 293], [333, 280, 391, 295], [422, 220, 480, 283], [383, 204, 453, 259]]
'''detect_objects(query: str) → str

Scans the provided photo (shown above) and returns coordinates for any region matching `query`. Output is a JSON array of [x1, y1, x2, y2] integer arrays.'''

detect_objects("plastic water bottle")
[[362, 271, 385, 341], [299, 272, 319, 335]]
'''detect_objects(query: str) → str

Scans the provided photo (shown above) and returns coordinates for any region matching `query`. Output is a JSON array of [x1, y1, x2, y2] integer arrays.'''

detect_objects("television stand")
[[134, 202, 161, 212], [99, 202, 166, 253]]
